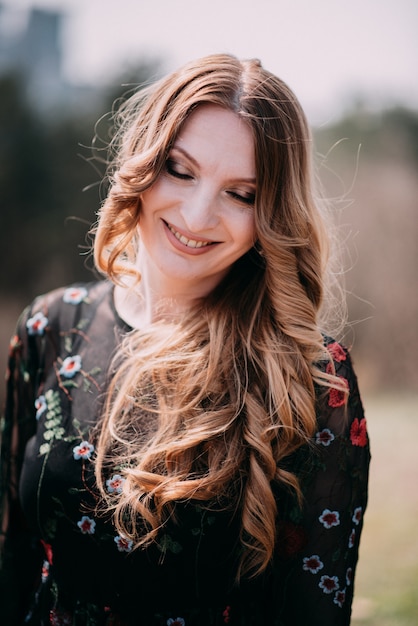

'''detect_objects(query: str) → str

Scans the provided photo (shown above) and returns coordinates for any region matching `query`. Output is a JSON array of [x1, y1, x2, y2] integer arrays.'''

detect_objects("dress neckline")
[[105, 282, 134, 333]]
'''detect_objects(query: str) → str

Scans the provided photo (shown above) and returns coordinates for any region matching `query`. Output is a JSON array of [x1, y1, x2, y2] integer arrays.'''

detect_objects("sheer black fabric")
[[0, 281, 370, 625]]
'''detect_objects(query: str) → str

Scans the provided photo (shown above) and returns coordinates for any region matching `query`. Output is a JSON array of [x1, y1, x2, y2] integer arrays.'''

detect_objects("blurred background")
[[0, 0, 417, 623]]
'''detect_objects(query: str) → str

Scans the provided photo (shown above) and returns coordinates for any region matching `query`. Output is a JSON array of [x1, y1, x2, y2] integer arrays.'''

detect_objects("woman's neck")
[[113, 276, 198, 330]]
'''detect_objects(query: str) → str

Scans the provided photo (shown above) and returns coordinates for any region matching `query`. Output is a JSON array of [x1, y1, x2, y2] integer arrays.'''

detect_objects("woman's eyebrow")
[[170, 145, 256, 184], [170, 145, 198, 167]]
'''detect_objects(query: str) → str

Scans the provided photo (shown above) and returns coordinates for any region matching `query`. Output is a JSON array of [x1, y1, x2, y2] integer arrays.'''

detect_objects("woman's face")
[[137, 104, 257, 299]]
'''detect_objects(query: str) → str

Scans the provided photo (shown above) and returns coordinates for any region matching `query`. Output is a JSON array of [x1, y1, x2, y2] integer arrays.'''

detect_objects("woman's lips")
[[163, 219, 220, 254]]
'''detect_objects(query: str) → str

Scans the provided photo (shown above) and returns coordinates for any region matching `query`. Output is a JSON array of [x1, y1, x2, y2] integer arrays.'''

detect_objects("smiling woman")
[[118, 104, 257, 321], [0, 53, 370, 626]]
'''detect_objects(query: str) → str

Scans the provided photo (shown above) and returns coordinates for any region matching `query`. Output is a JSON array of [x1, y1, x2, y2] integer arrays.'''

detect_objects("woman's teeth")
[[167, 223, 213, 248]]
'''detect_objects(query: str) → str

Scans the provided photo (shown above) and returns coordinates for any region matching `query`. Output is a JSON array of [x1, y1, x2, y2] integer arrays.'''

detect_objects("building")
[[0, 4, 97, 116]]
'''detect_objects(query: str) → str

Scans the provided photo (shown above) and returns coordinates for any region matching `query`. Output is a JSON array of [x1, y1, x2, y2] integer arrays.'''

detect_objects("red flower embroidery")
[[350, 418, 368, 447], [319, 509, 340, 529], [328, 377, 349, 408], [114, 535, 133, 552], [41, 540, 54, 565], [319, 575, 339, 594], [77, 515, 96, 534], [277, 522, 308, 557], [222, 605, 231, 623], [315, 428, 335, 446], [352, 506, 363, 525], [303, 554, 324, 574], [334, 588, 346, 608], [327, 342, 347, 362]]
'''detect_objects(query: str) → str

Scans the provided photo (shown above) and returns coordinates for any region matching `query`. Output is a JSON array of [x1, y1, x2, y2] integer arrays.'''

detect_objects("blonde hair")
[[93, 54, 345, 578]]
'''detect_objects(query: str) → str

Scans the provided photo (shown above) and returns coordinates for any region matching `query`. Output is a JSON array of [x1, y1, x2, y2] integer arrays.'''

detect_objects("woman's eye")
[[228, 190, 256, 206], [165, 159, 192, 180]]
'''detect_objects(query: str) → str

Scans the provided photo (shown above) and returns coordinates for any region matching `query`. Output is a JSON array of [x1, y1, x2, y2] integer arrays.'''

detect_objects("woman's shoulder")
[[317, 334, 357, 379], [314, 335, 366, 440], [10, 280, 114, 385], [23, 280, 111, 328], [28, 280, 110, 312], [14, 280, 113, 358]]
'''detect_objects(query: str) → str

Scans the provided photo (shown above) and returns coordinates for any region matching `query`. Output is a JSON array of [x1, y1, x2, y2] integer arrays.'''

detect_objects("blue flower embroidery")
[[26, 311, 49, 335]]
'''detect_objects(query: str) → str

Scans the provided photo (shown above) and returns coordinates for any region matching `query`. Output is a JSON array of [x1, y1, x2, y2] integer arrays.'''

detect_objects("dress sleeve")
[[271, 343, 371, 625], [0, 305, 45, 624]]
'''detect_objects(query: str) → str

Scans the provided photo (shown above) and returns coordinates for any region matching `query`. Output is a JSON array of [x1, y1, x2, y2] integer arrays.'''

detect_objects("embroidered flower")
[[327, 342, 347, 362], [328, 377, 349, 408], [319, 575, 339, 594], [348, 529, 356, 548], [346, 567, 353, 586], [106, 474, 126, 494], [41, 540, 53, 565], [8, 334, 21, 356], [35, 395, 47, 420], [114, 535, 133, 553], [276, 521, 307, 558], [167, 619, 186, 626], [49, 608, 73, 625], [63, 286, 88, 304], [26, 311, 49, 336], [59, 355, 82, 378], [315, 428, 335, 446], [77, 515, 96, 534], [73, 441, 94, 461], [319, 509, 340, 529], [350, 418, 368, 447], [334, 588, 346, 608], [303, 555, 324, 574], [352, 506, 363, 525], [41, 559, 50, 583], [222, 605, 231, 624]]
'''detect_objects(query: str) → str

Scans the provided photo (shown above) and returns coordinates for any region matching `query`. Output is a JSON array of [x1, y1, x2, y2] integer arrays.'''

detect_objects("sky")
[[3, 0, 418, 125]]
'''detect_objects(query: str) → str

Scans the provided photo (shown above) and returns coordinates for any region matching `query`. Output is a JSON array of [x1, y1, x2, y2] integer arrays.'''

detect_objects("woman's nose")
[[179, 184, 220, 233]]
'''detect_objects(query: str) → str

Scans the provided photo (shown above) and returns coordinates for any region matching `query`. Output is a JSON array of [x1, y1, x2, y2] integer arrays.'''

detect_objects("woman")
[[0, 54, 370, 625]]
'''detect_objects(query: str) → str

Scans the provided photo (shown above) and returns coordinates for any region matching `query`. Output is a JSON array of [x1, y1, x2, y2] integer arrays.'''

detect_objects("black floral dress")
[[0, 281, 370, 626]]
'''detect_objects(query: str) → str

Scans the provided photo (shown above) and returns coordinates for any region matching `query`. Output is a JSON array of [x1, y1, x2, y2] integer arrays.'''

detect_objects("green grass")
[[351, 394, 418, 625]]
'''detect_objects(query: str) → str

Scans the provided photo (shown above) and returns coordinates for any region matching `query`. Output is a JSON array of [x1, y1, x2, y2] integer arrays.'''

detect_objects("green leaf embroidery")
[[64, 336, 72, 353], [157, 534, 183, 554], [38, 389, 65, 456], [61, 379, 79, 388], [39, 442, 51, 455], [45, 418, 61, 429]]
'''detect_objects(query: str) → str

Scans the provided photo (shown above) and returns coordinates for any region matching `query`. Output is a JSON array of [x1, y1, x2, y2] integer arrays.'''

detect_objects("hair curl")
[[93, 53, 346, 578]]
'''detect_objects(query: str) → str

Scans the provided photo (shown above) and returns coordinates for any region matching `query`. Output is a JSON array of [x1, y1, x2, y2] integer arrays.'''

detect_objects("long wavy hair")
[[93, 53, 345, 578]]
